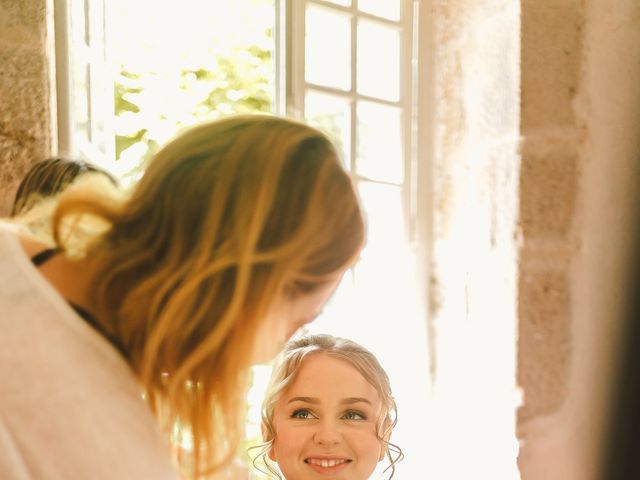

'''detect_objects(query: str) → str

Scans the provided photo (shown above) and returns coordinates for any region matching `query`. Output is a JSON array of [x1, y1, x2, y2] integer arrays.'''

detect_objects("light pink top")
[[0, 223, 179, 480]]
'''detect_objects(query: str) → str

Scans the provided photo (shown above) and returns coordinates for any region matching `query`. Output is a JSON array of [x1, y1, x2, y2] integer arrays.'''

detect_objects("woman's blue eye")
[[342, 410, 365, 420], [291, 409, 315, 419]]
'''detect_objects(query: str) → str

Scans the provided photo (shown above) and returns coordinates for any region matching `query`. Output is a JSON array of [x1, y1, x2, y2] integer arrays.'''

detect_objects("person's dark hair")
[[11, 157, 118, 216]]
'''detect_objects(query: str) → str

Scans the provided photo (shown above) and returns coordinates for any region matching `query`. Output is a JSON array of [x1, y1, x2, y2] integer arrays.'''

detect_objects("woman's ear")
[[261, 422, 277, 462], [378, 418, 392, 461], [268, 447, 277, 462], [378, 444, 386, 462]]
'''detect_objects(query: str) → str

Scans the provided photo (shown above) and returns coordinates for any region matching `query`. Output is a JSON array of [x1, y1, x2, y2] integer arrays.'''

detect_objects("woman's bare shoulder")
[[0, 221, 46, 257], [18, 231, 51, 257]]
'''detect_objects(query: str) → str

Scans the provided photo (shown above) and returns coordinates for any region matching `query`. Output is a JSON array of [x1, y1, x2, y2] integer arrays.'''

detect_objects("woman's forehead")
[[282, 353, 381, 405]]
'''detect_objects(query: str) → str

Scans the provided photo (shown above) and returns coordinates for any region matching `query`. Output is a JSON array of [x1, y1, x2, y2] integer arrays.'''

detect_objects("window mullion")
[[405, 0, 418, 247], [274, 0, 287, 115], [54, 0, 73, 155], [285, 0, 306, 119], [350, 4, 357, 177]]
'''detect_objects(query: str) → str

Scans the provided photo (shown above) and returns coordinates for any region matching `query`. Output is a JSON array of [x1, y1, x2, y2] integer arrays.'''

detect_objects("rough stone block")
[[0, 0, 52, 214], [519, 136, 579, 238], [0, 46, 51, 138], [517, 268, 571, 422], [0, 0, 47, 31], [0, 133, 45, 215], [521, 0, 584, 131]]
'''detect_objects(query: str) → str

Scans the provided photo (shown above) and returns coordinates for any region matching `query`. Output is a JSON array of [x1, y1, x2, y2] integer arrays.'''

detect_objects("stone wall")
[[0, 0, 53, 216], [517, 0, 640, 478], [517, 0, 584, 425]]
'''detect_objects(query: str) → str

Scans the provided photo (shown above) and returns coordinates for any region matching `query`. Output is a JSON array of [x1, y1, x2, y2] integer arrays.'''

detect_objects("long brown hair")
[[52, 114, 365, 478]]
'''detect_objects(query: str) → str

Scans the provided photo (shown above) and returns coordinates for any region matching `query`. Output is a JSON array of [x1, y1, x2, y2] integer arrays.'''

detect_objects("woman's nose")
[[313, 421, 342, 446]]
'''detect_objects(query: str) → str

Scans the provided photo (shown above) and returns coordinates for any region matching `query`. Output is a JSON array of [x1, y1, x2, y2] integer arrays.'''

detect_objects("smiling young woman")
[[254, 334, 403, 479]]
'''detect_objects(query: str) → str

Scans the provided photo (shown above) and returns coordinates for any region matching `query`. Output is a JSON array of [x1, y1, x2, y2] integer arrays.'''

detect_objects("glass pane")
[[359, 0, 401, 21], [305, 90, 351, 171], [72, 62, 90, 141], [70, 0, 88, 46], [305, 5, 351, 91], [357, 19, 400, 101], [307, 180, 413, 353], [357, 181, 406, 258], [356, 101, 403, 184]]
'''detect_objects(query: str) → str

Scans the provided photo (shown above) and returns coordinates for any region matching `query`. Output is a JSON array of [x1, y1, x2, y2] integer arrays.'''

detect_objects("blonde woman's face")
[[269, 353, 385, 480], [252, 275, 343, 364]]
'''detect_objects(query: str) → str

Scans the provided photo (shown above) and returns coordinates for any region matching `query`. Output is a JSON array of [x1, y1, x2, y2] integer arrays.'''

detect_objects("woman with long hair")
[[0, 114, 365, 479]]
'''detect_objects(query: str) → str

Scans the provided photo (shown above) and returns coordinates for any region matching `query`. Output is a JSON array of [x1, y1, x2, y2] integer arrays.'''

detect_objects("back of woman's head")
[[53, 114, 365, 477], [119, 114, 363, 294], [11, 157, 117, 216]]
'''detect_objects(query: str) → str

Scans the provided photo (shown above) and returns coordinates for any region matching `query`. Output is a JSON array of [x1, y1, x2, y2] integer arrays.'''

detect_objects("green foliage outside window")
[[113, 46, 272, 175], [111, 0, 274, 179]]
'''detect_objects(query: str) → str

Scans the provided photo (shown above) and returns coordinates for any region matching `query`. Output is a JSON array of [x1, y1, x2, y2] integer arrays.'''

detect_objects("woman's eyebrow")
[[287, 396, 320, 404], [340, 397, 372, 406]]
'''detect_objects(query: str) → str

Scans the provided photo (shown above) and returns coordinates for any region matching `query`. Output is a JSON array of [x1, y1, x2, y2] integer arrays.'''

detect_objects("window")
[[54, 0, 114, 166], [55, 0, 429, 476]]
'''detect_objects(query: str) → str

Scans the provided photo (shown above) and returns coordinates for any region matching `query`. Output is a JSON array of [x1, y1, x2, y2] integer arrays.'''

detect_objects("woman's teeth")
[[306, 458, 349, 468]]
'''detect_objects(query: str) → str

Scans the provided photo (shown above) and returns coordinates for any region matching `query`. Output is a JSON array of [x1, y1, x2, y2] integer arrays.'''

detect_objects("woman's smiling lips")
[[305, 456, 352, 474]]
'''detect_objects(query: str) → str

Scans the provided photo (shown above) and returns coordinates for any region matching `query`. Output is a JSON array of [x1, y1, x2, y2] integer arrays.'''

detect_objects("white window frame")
[[279, 0, 419, 243], [279, 0, 432, 377], [54, 0, 114, 166]]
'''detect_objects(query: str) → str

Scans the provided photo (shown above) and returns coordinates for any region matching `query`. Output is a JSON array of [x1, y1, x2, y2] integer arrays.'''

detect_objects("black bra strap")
[[69, 301, 127, 358], [31, 247, 62, 266]]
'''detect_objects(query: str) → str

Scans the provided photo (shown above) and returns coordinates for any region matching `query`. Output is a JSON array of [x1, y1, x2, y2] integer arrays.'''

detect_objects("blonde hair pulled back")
[[256, 333, 403, 479]]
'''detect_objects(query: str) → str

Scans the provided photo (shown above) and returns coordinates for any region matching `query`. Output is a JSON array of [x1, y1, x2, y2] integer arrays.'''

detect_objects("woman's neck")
[[19, 233, 100, 318]]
